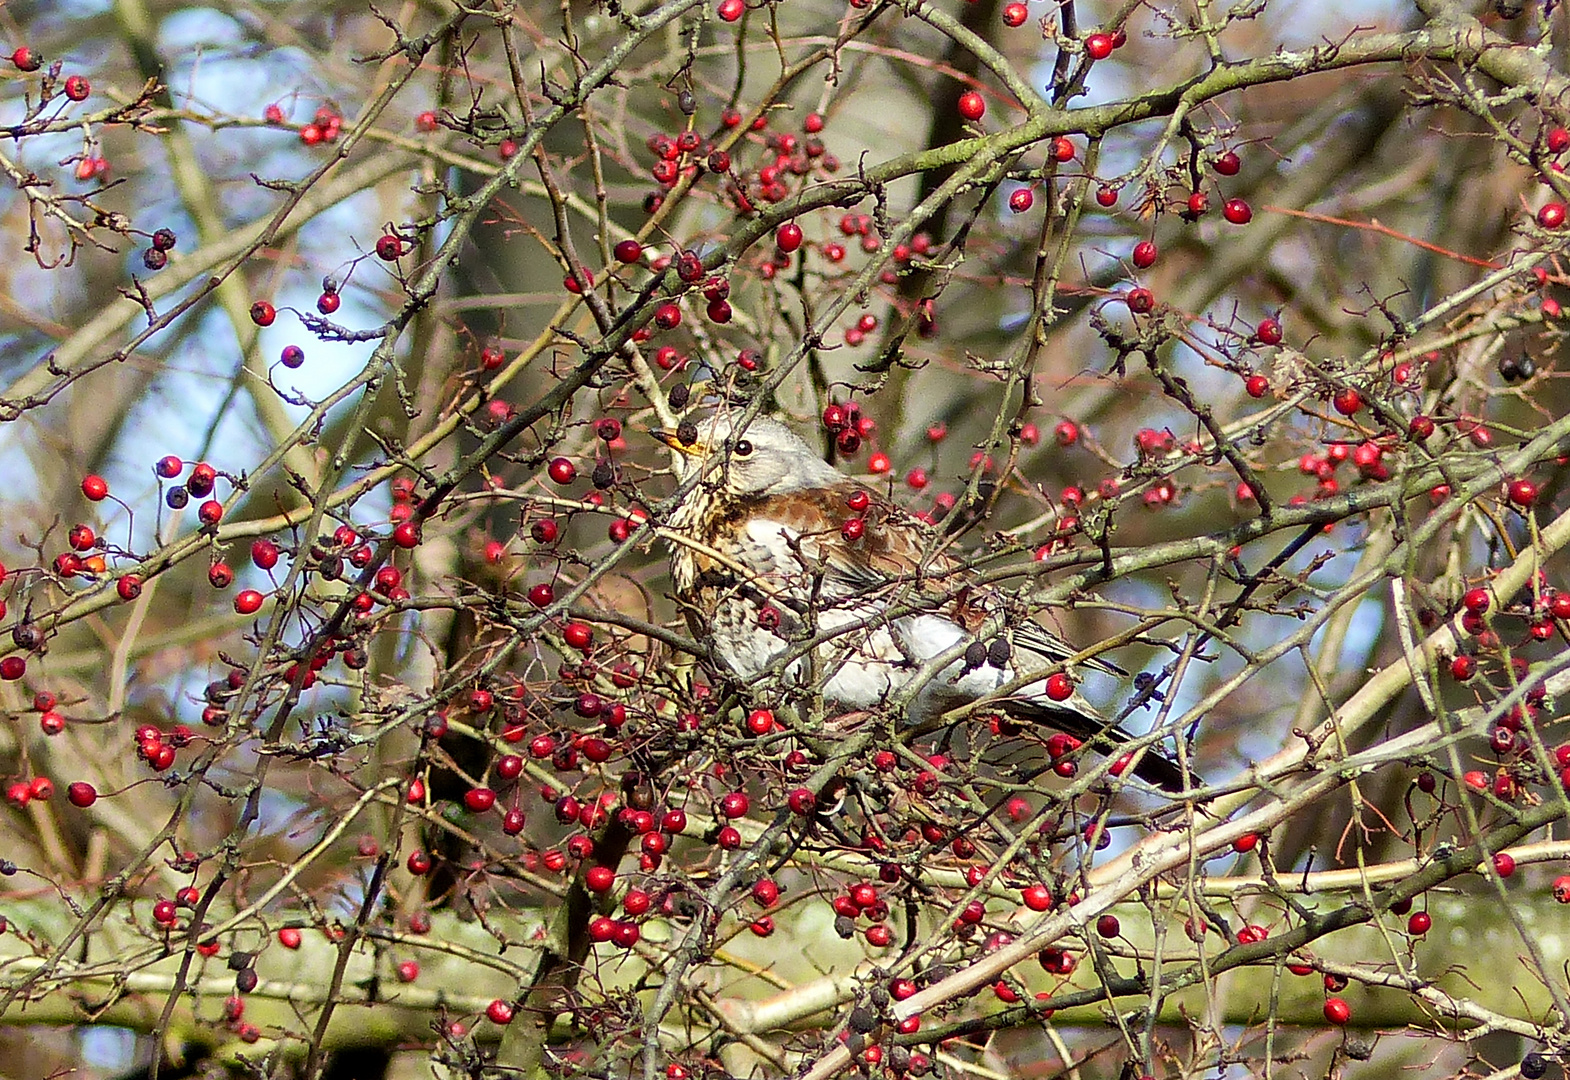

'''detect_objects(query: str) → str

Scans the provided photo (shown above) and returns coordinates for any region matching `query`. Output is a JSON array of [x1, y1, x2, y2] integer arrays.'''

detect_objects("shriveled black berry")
[[987, 638, 1011, 668], [834, 915, 856, 939], [669, 384, 691, 410], [963, 641, 988, 671], [676, 419, 698, 445], [848, 1005, 875, 1033], [166, 485, 190, 509], [1521, 1052, 1546, 1079], [142, 247, 167, 271]]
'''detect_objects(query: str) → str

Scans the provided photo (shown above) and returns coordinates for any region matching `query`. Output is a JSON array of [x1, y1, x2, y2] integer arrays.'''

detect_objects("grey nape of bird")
[[653, 409, 1193, 792]]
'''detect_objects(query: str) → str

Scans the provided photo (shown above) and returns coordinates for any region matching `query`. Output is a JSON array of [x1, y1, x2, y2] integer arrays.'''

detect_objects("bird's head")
[[654, 411, 841, 498]]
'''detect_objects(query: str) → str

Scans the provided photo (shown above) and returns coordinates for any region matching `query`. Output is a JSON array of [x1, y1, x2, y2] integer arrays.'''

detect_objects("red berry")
[[1020, 884, 1052, 911], [250, 301, 276, 326], [464, 787, 496, 812], [1051, 137, 1075, 162], [1493, 851, 1516, 878], [11, 47, 40, 72], [1044, 672, 1073, 700], [775, 222, 803, 253], [1255, 317, 1282, 345], [1323, 997, 1351, 1025], [1538, 202, 1567, 229], [1214, 151, 1241, 175], [1508, 479, 1538, 507], [1095, 186, 1118, 207], [585, 865, 615, 892], [1008, 188, 1034, 213], [67, 782, 97, 807], [278, 927, 303, 949], [392, 521, 421, 548], [653, 303, 681, 330], [234, 590, 264, 615], [198, 500, 223, 526], [1245, 374, 1269, 398], [957, 91, 985, 121], [1186, 190, 1209, 216], [1084, 32, 1114, 59], [376, 234, 405, 261], [486, 999, 515, 1025], [316, 291, 341, 315], [396, 960, 419, 983], [1125, 287, 1154, 313], [1553, 875, 1570, 903], [1131, 241, 1157, 268], [1408, 415, 1435, 440], [63, 75, 90, 102], [1407, 910, 1432, 935], [81, 474, 109, 501], [1462, 587, 1491, 613], [1331, 388, 1362, 416], [1548, 127, 1570, 153], [1222, 198, 1253, 224], [1096, 914, 1120, 938], [719, 791, 749, 819], [613, 239, 643, 263]]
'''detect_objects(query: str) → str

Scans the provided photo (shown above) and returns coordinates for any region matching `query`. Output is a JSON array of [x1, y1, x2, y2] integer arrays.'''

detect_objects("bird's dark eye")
[[733, 439, 753, 456]]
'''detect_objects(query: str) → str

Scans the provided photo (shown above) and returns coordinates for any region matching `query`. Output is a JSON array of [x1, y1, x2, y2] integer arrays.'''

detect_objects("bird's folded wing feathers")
[[752, 486, 1124, 676]]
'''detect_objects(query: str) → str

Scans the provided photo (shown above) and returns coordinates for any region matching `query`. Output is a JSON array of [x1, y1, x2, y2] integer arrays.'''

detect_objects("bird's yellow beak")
[[652, 430, 703, 456]]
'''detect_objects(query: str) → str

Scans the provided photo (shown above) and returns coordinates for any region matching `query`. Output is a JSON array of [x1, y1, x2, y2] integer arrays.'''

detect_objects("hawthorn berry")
[[1222, 198, 1253, 224], [1407, 910, 1431, 935], [1331, 388, 1362, 416], [63, 75, 90, 101], [1323, 997, 1351, 1025], [1001, 2, 1028, 25], [10, 47, 40, 72], [1084, 33, 1114, 59], [775, 222, 803, 253], [1507, 479, 1537, 507], [278, 927, 302, 949], [375, 234, 405, 261], [1125, 287, 1154, 313], [957, 91, 985, 121], [1214, 150, 1241, 175], [486, 999, 515, 1025], [117, 574, 142, 600], [1537, 202, 1567, 229], [81, 474, 109, 501], [1008, 188, 1034, 213], [1131, 241, 1157, 268], [1255, 317, 1282, 345], [234, 590, 264, 615]]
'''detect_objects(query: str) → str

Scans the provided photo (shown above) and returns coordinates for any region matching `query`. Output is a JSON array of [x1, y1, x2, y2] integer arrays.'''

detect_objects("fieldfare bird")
[[655, 410, 1188, 791]]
